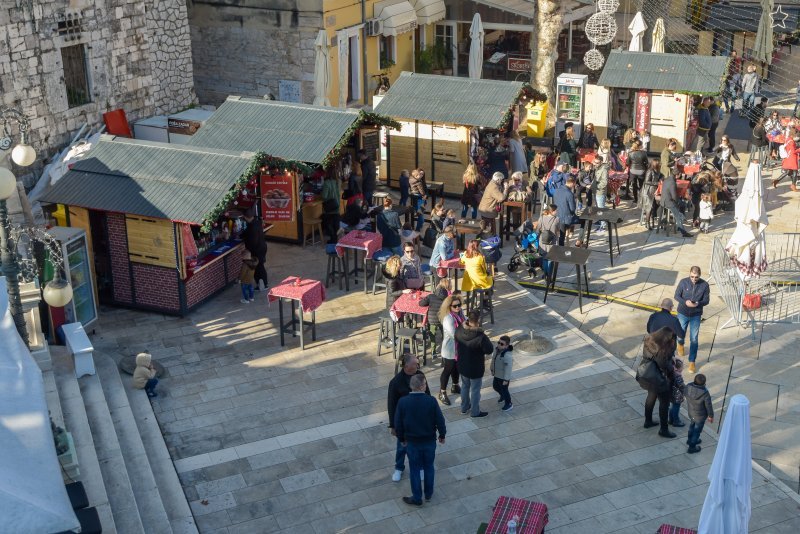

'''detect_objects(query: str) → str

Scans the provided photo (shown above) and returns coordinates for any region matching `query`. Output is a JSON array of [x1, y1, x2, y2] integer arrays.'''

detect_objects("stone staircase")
[[51, 346, 196, 533]]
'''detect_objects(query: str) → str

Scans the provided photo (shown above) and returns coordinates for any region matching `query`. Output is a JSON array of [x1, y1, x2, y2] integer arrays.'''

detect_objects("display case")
[[45, 226, 98, 332], [555, 73, 588, 141]]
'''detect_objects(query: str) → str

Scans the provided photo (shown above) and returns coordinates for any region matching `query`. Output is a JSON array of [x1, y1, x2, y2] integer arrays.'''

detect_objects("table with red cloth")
[[268, 276, 326, 349], [607, 170, 628, 206], [438, 253, 464, 290], [335, 230, 383, 293], [678, 163, 701, 177], [767, 132, 786, 145], [390, 290, 431, 326], [656, 179, 691, 199], [657, 524, 698, 534], [485, 496, 548, 534], [580, 151, 597, 164]]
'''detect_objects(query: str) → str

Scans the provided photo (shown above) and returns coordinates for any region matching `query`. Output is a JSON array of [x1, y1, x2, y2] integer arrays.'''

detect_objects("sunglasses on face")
[[497, 342, 507, 347], [451, 303, 462, 308]]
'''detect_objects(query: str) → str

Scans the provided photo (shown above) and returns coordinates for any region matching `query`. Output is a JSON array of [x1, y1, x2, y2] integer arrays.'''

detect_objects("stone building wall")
[[0, 0, 196, 180], [188, 0, 322, 106]]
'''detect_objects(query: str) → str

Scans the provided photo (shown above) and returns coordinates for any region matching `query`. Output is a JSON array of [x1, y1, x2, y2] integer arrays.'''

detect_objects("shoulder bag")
[[635, 359, 669, 393]]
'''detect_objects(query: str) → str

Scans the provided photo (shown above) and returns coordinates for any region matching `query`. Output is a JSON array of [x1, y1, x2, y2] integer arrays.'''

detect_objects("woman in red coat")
[[774, 132, 800, 191]]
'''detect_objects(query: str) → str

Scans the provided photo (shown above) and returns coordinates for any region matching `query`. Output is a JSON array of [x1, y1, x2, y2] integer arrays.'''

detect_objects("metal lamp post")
[[0, 107, 73, 346]]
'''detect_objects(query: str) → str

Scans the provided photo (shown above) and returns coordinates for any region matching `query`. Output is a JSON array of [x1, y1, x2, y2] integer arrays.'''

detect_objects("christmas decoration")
[[772, 5, 789, 29], [497, 83, 548, 130], [584, 48, 606, 71], [597, 0, 619, 13], [321, 110, 401, 168], [585, 12, 617, 46]]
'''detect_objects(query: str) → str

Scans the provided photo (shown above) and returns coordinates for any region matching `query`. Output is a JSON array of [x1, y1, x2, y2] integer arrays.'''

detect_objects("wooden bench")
[[62, 322, 95, 378]]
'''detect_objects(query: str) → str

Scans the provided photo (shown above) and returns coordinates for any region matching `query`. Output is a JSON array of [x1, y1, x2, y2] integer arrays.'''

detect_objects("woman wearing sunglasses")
[[437, 295, 465, 405]]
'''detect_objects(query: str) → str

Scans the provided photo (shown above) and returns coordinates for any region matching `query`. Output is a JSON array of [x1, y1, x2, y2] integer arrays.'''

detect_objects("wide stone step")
[[51, 347, 117, 533], [94, 352, 173, 534]]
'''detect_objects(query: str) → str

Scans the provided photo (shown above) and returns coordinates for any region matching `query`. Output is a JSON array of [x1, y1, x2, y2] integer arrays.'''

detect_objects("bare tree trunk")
[[528, 1, 538, 85], [533, 0, 563, 125]]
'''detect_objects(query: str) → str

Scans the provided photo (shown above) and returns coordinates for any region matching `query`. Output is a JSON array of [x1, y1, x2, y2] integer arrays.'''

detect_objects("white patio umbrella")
[[628, 11, 647, 52], [0, 278, 81, 533], [753, 0, 774, 65], [698, 394, 752, 534], [725, 162, 769, 277], [468, 13, 484, 79], [313, 30, 331, 106], [337, 31, 349, 108], [651, 18, 666, 53]]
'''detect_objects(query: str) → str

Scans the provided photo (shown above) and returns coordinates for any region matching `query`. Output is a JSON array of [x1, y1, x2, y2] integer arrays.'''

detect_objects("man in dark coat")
[[387, 353, 430, 482], [646, 298, 685, 339], [454, 310, 494, 418], [660, 170, 693, 238], [242, 209, 268, 289], [674, 266, 711, 373], [553, 177, 585, 246], [359, 149, 377, 207]]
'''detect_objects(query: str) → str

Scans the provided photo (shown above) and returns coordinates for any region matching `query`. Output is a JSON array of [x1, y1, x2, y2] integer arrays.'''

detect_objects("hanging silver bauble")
[[585, 12, 617, 46], [584, 48, 606, 71]]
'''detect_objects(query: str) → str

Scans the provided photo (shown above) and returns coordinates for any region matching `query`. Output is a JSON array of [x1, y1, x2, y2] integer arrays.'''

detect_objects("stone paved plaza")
[[92, 238, 800, 533]]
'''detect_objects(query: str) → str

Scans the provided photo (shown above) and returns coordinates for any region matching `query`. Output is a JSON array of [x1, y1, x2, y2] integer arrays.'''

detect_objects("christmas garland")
[[498, 83, 548, 130], [320, 110, 401, 169]]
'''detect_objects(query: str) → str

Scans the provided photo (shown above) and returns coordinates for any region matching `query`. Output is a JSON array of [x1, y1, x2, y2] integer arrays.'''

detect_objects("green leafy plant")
[[415, 48, 434, 73], [380, 57, 396, 71], [430, 39, 453, 72]]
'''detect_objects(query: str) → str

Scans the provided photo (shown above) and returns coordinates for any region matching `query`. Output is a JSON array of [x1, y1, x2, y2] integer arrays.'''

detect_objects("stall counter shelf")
[[188, 240, 244, 276]]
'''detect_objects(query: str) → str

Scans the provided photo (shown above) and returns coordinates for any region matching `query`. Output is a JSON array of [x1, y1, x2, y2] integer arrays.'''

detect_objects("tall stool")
[[421, 263, 435, 291], [656, 206, 676, 237], [372, 192, 389, 207], [394, 327, 426, 371], [466, 288, 495, 325], [325, 244, 349, 290], [372, 249, 392, 294], [377, 316, 395, 357], [303, 218, 323, 247]]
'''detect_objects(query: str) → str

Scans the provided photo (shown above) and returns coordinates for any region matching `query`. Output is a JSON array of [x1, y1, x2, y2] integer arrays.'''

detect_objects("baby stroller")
[[480, 235, 503, 270], [507, 223, 542, 277]]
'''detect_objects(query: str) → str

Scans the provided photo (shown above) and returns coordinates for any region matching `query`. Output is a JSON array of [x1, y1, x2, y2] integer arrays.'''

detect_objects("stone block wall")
[[188, 0, 322, 106], [0, 1, 196, 179]]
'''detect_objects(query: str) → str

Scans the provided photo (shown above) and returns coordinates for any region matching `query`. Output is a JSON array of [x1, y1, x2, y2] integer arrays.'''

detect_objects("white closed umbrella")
[[468, 13, 484, 79], [725, 162, 768, 277], [337, 30, 349, 108], [753, 0, 774, 65], [651, 18, 666, 53], [628, 11, 647, 52], [313, 30, 331, 106], [698, 394, 752, 534]]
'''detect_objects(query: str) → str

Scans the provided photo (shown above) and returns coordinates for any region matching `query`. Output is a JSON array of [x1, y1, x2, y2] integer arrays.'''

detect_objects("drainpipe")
[[362, 0, 369, 106]]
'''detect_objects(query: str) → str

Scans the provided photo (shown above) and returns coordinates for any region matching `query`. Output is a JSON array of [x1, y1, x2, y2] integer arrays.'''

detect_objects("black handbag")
[[636, 359, 669, 393]]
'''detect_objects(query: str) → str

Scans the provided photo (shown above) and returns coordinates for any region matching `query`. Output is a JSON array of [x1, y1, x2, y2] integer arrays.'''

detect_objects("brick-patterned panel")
[[185, 257, 227, 309], [106, 212, 133, 304], [226, 248, 244, 284], [132, 263, 181, 312]]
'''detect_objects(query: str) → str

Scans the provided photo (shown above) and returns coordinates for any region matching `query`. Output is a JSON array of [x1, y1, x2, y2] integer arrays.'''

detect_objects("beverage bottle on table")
[[507, 515, 519, 534]]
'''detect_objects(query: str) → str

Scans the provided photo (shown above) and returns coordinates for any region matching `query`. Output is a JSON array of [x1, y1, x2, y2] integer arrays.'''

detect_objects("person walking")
[[773, 132, 800, 191], [660, 168, 693, 238], [636, 327, 677, 438], [490, 335, 514, 411], [695, 97, 711, 153], [437, 295, 464, 406], [478, 172, 510, 235], [394, 373, 446, 506], [388, 353, 429, 482], [674, 266, 710, 373], [409, 169, 428, 232], [708, 98, 721, 150], [454, 310, 493, 418], [640, 160, 662, 229], [740, 64, 760, 118], [241, 208, 268, 290], [685, 373, 714, 454], [646, 298, 685, 338], [358, 149, 376, 207]]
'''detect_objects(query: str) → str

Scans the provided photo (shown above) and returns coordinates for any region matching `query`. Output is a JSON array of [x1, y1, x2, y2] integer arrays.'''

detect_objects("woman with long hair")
[[638, 327, 677, 438], [461, 162, 481, 219], [437, 294, 465, 405], [627, 139, 649, 203], [461, 239, 494, 312], [383, 255, 406, 311], [558, 125, 578, 168], [641, 159, 662, 229]]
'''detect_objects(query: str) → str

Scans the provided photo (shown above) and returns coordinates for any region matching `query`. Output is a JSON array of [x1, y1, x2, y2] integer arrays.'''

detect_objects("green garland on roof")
[[498, 83, 548, 130], [320, 110, 402, 169], [200, 152, 315, 234]]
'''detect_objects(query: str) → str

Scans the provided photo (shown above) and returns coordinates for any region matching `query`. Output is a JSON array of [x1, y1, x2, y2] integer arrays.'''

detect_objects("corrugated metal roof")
[[597, 51, 729, 95], [39, 136, 255, 224], [373, 72, 524, 127], [708, 3, 799, 34], [188, 97, 362, 163]]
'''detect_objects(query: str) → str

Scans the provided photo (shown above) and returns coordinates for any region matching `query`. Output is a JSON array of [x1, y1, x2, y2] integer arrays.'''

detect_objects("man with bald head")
[[646, 298, 685, 338]]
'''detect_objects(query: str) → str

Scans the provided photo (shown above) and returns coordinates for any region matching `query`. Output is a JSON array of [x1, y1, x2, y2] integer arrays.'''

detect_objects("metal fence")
[[711, 234, 800, 337]]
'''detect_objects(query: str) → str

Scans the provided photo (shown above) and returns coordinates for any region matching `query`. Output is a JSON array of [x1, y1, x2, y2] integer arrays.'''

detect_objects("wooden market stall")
[[586, 51, 729, 153], [39, 135, 305, 315], [188, 97, 399, 244], [373, 72, 544, 195]]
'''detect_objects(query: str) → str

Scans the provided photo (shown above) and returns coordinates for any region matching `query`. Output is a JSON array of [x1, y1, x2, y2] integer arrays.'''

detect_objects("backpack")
[[423, 226, 438, 248]]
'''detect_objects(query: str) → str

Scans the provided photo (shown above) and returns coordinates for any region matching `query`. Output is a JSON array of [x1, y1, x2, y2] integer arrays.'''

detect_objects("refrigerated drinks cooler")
[[555, 73, 588, 142], [46, 226, 98, 330]]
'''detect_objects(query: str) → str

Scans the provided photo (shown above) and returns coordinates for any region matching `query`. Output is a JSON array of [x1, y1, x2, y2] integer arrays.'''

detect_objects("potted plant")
[[416, 48, 434, 74], [430, 39, 453, 75], [380, 57, 396, 72]]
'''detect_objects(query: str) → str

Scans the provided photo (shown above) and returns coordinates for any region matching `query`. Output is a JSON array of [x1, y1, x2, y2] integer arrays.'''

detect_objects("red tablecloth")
[[485, 496, 548, 534], [768, 133, 786, 144], [657, 525, 698, 534], [656, 179, 691, 199], [780, 116, 792, 127], [390, 290, 431, 325], [435, 252, 463, 278], [580, 151, 597, 164], [268, 276, 326, 313], [335, 230, 383, 259], [679, 163, 701, 176]]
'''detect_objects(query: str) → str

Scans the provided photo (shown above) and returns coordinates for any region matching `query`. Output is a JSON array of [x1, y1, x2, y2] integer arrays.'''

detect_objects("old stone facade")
[[0, 0, 196, 174], [188, 0, 322, 106]]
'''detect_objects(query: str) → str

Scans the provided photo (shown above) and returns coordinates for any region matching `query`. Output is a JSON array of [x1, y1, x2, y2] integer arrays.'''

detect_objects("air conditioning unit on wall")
[[365, 19, 383, 37]]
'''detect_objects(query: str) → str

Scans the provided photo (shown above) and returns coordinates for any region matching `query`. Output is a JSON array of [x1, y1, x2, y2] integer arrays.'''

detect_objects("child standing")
[[490, 335, 514, 411], [699, 193, 714, 233], [668, 358, 686, 427], [685, 373, 714, 454], [239, 250, 258, 303]]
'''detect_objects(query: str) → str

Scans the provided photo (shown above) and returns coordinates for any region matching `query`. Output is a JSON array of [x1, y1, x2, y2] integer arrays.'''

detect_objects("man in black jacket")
[[359, 149, 377, 207], [242, 210, 268, 289], [395, 374, 446, 506], [646, 298, 685, 339], [660, 170, 693, 238], [387, 353, 429, 482], [674, 266, 711, 373], [454, 310, 494, 417]]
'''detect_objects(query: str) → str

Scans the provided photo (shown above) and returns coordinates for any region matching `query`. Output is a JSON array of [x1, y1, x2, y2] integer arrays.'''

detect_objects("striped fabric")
[[657, 524, 698, 534], [485, 496, 548, 534]]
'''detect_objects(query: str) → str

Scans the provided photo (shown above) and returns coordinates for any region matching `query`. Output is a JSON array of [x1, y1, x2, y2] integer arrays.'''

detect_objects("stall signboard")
[[508, 57, 531, 72], [361, 130, 380, 161], [260, 173, 295, 222], [635, 90, 651, 133]]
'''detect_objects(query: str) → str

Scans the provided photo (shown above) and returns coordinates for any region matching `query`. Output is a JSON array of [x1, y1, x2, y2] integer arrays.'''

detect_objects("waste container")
[[526, 101, 548, 138]]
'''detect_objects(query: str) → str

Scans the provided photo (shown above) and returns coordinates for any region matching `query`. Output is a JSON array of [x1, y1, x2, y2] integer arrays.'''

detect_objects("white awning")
[[379, 1, 419, 36], [470, 0, 594, 24], [410, 0, 446, 25]]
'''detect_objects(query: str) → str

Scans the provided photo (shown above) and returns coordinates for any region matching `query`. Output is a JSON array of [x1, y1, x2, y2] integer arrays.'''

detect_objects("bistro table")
[[455, 220, 482, 250], [656, 525, 697, 534], [578, 206, 623, 266], [336, 230, 383, 293], [484, 496, 548, 534], [427, 181, 445, 208], [268, 276, 326, 349], [438, 253, 464, 291], [656, 179, 691, 200], [580, 151, 597, 164], [390, 290, 431, 364], [542, 245, 591, 313], [504, 200, 529, 242]]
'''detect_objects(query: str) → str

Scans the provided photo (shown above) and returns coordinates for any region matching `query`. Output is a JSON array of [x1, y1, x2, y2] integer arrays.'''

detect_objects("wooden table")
[[267, 276, 326, 349], [427, 181, 445, 208], [336, 230, 383, 293], [542, 245, 591, 313], [504, 200, 529, 242], [578, 206, 623, 266], [485, 496, 548, 534], [455, 220, 481, 250]]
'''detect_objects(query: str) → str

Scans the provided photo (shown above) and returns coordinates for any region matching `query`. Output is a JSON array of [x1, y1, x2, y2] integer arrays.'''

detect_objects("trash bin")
[[526, 101, 548, 138]]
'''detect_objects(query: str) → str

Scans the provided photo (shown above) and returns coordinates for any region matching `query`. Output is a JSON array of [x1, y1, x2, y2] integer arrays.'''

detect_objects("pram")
[[507, 224, 542, 277], [480, 235, 503, 267]]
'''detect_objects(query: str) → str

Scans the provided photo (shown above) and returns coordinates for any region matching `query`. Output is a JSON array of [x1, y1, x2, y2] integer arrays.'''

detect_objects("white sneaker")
[[240, 299, 250, 304], [420, 470, 424, 481], [392, 469, 402, 482], [249, 298, 255, 303]]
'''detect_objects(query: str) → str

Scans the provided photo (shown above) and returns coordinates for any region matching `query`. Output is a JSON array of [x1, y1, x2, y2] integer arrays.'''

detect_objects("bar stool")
[[377, 316, 395, 357], [394, 327, 426, 371], [466, 288, 495, 325], [656, 206, 676, 237], [372, 192, 389, 207], [303, 217, 323, 247], [372, 250, 392, 294], [325, 244, 349, 290], [420, 263, 435, 291]]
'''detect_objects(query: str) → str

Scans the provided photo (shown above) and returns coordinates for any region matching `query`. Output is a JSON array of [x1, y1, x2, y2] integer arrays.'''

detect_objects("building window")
[[380, 35, 396, 68], [61, 44, 91, 108]]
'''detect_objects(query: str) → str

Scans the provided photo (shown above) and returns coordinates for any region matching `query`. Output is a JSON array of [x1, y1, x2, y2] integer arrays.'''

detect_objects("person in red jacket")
[[773, 132, 800, 191]]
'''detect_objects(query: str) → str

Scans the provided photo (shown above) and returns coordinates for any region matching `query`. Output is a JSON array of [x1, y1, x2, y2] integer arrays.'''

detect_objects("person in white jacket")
[[437, 295, 465, 405], [698, 193, 714, 234]]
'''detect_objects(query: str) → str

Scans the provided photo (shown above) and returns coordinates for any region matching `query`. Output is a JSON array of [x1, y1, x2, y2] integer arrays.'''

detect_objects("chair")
[[372, 250, 392, 294], [420, 263, 435, 291], [303, 217, 323, 247], [325, 244, 349, 290], [394, 327, 427, 371], [377, 316, 395, 357]]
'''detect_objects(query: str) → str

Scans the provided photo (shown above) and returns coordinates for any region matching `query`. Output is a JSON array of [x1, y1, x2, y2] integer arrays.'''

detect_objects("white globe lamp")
[[11, 139, 36, 167], [43, 275, 74, 308], [0, 166, 17, 200]]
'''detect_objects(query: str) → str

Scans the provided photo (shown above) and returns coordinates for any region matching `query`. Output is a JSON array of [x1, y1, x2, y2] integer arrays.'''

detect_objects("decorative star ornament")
[[771, 5, 789, 29]]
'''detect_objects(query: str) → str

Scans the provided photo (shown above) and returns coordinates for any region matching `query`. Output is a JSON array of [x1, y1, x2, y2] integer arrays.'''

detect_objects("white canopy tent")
[[0, 277, 80, 533]]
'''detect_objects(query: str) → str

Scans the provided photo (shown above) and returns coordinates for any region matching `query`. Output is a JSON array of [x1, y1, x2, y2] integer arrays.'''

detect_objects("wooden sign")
[[507, 57, 531, 72]]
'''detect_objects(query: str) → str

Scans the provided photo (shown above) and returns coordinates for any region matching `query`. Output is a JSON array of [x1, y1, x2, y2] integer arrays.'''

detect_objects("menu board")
[[361, 130, 379, 160], [260, 173, 295, 222]]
